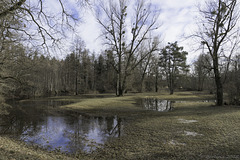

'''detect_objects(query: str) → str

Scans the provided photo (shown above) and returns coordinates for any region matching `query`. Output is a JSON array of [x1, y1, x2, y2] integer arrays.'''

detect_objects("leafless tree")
[[194, 53, 212, 91], [193, 0, 240, 105], [138, 36, 160, 92], [0, 0, 88, 51], [96, 0, 160, 96]]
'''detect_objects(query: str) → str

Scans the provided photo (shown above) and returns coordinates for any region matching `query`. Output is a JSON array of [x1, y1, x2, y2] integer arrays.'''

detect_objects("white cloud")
[[76, 9, 102, 53], [152, 0, 203, 64], [42, 0, 204, 63]]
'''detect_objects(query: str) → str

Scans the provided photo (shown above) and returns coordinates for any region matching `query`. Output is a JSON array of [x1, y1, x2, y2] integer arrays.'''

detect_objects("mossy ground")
[[0, 91, 240, 159]]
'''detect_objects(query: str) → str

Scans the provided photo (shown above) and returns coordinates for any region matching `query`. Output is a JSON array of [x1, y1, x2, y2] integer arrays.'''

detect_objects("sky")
[[74, 0, 203, 64], [41, 0, 204, 64]]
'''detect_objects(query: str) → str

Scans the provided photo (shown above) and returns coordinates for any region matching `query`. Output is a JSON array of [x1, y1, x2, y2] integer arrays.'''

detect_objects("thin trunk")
[[155, 76, 158, 92], [117, 52, 123, 96], [197, 72, 201, 91], [170, 88, 174, 95], [116, 73, 119, 96], [170, 69, 174, 95], [169, 73, 174, 95], [155, 67, 158, 92], [85, 74, 88, 93], [75, 75, 78, 95], [140, 74, 145, 93], [140, 54, 152, 93]]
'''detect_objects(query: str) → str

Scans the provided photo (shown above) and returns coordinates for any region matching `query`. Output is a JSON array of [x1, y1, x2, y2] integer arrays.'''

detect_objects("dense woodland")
[[0, 40, 239, 104], [0, 0, 240, 112]]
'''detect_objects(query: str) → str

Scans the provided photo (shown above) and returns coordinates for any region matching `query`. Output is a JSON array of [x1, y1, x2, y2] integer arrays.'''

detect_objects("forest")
[[0, 0, 240, 159], [0, 39, 239, 104]]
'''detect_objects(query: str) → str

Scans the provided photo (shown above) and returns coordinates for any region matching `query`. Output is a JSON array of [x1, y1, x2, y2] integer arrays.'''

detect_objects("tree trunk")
[[213, 53, 223, 106], [214, 69, 223, 106], [140, 80, 144, 93], [140, 74, 145, 93], [197, 75, 202, 91], [116, 74, 119, 96], [155, 71, 158, 92], [170, 88, 174, 95], [169, 73, 174, 95], [116, 74, 123, 96], [216, 78, 223, 106], [116, 53, 124, 96], [116, 71, 124, 96], [118, 87, 123, 96], [75, 75, 78, 95]]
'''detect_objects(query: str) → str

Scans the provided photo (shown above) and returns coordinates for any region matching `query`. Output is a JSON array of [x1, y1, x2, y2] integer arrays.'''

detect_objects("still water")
[[140, 98, 215, 112], [140, 98, 174, 112], [0, 100, 123, 153]]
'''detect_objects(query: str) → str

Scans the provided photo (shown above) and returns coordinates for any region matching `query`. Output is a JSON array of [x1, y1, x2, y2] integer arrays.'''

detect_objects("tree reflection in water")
[[141, 98, 174, 112], [0, 100, 124, 153]]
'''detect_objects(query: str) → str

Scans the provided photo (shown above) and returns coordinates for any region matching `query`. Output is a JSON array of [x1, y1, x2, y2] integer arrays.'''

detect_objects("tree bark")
[[169, 74, 174, 95], [213, 60, 223, 106], [116, 53, 123, 96], [155, 71, 158, 92], [215, 76, 223, 106]]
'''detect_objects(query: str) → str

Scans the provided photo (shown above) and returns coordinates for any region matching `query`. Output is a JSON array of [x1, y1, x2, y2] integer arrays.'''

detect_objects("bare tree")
[[225, 54, 240, 104], [138, 36, 161, 92], [71, 37, 86, 95], [0, 0, 88, 50], [193, 0, 240, 106], [0, 0, 89, 111], [194, 53, 212, 91], [96, 0, 160, 96]]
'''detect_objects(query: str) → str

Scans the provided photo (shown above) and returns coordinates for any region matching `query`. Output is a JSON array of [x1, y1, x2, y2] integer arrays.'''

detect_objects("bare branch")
[[0, 0, 26, 18]]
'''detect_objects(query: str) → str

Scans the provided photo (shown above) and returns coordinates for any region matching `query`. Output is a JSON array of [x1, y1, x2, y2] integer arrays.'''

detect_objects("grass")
[[0, 136, 76, 160], [1, 91, 240, 159]]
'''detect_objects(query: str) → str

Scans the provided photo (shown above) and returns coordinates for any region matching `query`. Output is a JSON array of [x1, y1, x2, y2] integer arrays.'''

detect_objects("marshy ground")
[[0, 91, 240, 159]]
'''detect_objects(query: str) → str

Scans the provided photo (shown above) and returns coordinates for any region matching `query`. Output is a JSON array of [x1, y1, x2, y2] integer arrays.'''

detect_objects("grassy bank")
[[0, 136, 76, 160], [1, 91, 240, 159]]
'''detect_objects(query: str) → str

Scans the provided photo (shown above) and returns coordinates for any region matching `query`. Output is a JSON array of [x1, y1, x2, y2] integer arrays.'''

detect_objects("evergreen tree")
[[159, 42, 189, 94]]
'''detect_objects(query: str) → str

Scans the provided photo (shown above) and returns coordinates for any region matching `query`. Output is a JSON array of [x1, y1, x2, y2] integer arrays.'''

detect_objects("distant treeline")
[[0, 41, 239, 106]]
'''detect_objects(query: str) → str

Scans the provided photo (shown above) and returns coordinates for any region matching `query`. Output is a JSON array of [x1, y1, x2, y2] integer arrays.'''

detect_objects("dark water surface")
[[139, 98, 216, 112], [0, 100, 123, 153], [140, 98, 174, 112]]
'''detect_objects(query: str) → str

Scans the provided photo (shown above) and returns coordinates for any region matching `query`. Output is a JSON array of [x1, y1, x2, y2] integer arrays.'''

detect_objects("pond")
[[139, 98, 216, 112], [0, 100, 124, 153], [139, 98, 174, 112]]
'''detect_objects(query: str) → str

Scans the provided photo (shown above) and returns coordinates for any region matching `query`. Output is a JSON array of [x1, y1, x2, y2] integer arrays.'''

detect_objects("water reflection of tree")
[[62, 115, 90, 153], [106, 116, 114, 133], [143, 99, 173, 111], [109, 117, 122, 137], [0, 103, 46, 137], [63, 115, 123, 153], [1, 101, 124, 153]]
